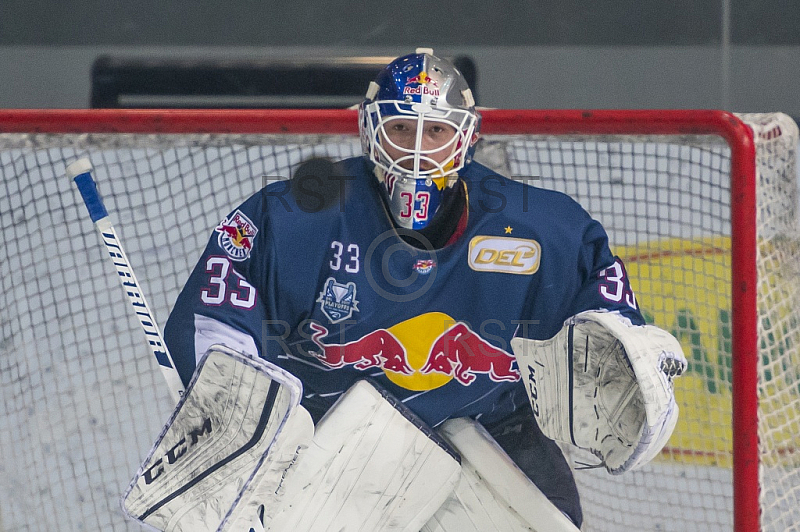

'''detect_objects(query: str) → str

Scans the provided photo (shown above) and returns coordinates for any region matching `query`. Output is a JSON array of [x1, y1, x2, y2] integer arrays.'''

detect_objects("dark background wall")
[[5, 0, 800, 46], [1, 0, 799, 113]]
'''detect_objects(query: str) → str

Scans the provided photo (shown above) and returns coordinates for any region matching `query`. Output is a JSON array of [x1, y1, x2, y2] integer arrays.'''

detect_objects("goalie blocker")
[[511, 310, 686, 474], [122, 345, 462, 531], [121, 345, 311, 531]]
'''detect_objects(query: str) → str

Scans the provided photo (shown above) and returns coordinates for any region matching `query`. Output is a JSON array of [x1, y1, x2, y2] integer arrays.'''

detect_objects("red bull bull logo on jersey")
[[309, 322, 413, 375], [420, 322, 520, 385], [308, 312, 520, 391], [215, 210, 257, 261]]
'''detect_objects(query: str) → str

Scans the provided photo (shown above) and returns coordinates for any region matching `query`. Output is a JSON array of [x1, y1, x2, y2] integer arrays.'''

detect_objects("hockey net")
[[0, 109, 798, 532]]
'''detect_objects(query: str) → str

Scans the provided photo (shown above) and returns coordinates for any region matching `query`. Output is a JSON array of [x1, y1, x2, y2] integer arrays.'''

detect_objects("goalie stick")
[[69, 159, 273, 531], [68, 158, 307, 532], [67, 158, 184, 402]]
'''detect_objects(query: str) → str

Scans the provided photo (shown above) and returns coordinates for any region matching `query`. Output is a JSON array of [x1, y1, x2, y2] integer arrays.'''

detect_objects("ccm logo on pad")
[[468, 236, 541, 275]]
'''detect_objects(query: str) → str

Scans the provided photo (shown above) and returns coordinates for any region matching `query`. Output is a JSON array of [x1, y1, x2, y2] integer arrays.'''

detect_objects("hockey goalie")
[[121, 49, 685, 531]]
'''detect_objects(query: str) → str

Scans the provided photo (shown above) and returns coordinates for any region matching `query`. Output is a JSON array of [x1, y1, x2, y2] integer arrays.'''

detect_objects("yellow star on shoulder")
[[504, 225, 513, 234]]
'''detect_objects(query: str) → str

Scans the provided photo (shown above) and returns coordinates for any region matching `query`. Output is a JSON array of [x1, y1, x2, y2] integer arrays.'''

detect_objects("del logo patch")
[[468, 236, 541, 275], [215, 210, 257, 262], [317, 277, 360, 323]]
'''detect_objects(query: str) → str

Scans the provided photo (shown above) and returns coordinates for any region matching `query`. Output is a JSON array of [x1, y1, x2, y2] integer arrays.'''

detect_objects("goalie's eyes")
[[384, 120, 456, 149]]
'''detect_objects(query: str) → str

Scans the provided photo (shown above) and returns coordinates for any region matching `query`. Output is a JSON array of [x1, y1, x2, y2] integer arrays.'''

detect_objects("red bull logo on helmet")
[[215, 210, 257, 261], [308, 312, 520, 391], [404, 71, 440, 97], [406, 71, 438, 87]]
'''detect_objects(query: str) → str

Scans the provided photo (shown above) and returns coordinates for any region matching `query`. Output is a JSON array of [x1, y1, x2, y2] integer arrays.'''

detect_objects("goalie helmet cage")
[[0, 109, 798, 532]]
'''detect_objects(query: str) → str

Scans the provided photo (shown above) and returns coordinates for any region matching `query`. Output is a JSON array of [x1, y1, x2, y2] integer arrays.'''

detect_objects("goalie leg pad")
[[511, 310, 686, 474], [422, 417, 580, 532], [122, 345, 308, 532], [266, 379, 462, 532]]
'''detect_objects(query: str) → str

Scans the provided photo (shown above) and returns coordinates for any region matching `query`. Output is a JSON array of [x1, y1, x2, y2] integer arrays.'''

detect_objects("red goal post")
[[0, 109, 796, 532]]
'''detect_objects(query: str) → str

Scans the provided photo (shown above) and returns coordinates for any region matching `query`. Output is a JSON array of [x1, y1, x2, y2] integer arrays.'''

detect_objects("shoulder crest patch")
[[215, 210, 258, 262]]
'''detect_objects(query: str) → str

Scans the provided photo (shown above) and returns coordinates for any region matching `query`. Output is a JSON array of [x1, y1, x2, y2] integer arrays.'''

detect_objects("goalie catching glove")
[[511, 310, 686, 474]]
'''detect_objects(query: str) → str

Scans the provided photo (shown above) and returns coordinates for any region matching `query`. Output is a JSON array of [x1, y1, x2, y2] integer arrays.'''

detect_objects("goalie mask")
[[359, 49, 480, 230]]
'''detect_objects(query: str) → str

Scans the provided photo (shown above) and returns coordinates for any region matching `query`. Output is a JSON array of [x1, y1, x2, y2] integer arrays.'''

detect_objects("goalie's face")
[[367, 112, 470, 230], [380, 117, 460, 174], [362, 101, 477, 182]]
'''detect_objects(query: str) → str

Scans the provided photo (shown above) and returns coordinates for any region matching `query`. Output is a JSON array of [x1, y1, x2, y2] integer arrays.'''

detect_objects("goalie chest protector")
[[164, 156, 644, 427]]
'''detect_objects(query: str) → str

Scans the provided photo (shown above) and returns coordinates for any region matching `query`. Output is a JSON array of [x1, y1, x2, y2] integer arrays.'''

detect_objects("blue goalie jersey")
[[164, 156, 644, 427]]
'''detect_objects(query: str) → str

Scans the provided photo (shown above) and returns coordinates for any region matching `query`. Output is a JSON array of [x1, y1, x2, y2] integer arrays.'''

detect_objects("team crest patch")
[[317, 277, 360, 323], [215, 210, 257, 262], [413, 259, 436, 275]]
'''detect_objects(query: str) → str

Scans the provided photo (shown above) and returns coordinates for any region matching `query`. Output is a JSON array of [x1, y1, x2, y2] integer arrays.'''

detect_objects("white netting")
[[0, 113, 798, 531], [0, 135, 362, 531], [750, 113, 800, 532]]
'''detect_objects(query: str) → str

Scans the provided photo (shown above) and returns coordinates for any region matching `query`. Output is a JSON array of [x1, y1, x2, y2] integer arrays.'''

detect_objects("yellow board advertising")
[[617, 236, 800, 468]]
